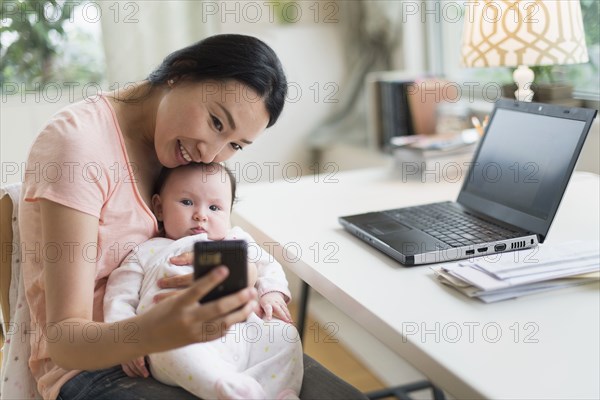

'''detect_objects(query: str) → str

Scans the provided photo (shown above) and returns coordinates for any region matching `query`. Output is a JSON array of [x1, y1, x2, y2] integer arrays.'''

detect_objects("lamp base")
[[501, 83, 581, 106], [513, 65, 534, 102]]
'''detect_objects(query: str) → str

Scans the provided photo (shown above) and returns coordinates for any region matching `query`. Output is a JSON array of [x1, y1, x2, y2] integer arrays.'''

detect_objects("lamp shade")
[[461, 0, 589, 68]]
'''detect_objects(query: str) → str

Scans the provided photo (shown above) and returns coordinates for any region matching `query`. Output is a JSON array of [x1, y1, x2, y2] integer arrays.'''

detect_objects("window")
[[420, 0, 599, 102], [1, 0, 106, 99]]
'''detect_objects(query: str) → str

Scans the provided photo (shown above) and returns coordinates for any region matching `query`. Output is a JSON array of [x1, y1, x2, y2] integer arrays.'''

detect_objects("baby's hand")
[[259, 292, 292, 323], [121, 356, 149, 378]]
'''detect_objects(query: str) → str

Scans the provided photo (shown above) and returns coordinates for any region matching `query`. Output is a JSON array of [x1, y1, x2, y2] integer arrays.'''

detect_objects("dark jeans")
[[58, 354, 367, 400]]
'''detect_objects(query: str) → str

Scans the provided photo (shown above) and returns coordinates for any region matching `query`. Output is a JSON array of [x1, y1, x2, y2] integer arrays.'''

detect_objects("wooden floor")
[[288, 302, 388, 395]]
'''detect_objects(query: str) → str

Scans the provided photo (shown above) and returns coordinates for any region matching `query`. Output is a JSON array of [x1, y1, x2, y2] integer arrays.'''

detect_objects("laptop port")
[[494, 243, 507, 252], [477, 247, 488, 253], [466, 249, 475, 255]]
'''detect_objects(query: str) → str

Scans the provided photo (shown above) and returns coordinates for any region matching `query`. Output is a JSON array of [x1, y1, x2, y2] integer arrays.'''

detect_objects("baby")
[[104, 162, 303, 400]]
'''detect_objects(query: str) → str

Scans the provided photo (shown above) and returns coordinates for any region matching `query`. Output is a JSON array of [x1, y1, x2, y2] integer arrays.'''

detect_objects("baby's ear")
[[151, 194, 163, 220]]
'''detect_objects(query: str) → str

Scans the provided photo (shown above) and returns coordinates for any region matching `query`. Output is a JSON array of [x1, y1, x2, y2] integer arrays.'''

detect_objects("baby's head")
[[151, 162, 237, 241]]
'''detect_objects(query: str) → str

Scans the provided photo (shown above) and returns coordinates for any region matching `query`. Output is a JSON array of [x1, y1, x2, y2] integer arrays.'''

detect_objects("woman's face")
[[154, 80, 270, 168]]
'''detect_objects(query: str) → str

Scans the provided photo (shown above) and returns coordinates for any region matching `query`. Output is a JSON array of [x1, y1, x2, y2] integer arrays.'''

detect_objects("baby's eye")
[[180, 199, 193, 206], [211, 115, 223, 132], [209, 205, 221, 211]]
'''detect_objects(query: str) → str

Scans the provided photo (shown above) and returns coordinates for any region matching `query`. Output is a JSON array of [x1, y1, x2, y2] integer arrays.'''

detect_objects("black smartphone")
[[193, 240, 248, 304]]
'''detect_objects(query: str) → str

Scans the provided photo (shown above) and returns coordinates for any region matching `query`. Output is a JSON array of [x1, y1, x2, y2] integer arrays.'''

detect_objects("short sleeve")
[[22, 102, 115, 218]]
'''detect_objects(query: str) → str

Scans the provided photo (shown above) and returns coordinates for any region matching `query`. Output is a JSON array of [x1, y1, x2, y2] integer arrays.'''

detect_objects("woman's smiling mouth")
[[178, 140, 193, 162]]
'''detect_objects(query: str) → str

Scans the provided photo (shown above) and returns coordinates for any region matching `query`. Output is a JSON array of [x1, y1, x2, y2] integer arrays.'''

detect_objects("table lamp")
[[461, 0, 589, 102]]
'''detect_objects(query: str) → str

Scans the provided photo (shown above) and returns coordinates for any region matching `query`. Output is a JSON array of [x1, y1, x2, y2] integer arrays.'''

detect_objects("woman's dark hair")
[[148, 34, 287, 128]]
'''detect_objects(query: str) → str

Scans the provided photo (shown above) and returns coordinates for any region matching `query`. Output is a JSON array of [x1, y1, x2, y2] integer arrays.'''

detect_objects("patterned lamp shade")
[[461, 0, 589, 68]]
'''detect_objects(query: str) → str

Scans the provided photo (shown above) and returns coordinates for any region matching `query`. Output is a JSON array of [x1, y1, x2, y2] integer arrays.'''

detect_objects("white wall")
[[215, 21, 347, 183], [0, 23, 347, 187], [1, 98, 70, 185]]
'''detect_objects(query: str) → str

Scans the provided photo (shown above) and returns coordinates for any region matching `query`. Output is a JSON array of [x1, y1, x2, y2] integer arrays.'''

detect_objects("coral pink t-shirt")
[[19, 95, 158, 399]]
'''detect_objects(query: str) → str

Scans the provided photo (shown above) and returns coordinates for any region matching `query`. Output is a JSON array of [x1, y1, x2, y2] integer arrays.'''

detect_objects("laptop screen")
[[458, 99, 596, 240], [463, 108, 585, 219]]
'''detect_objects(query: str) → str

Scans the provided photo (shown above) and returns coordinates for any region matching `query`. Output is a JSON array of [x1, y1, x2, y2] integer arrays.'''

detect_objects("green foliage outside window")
[[1, 0, 105, 92]]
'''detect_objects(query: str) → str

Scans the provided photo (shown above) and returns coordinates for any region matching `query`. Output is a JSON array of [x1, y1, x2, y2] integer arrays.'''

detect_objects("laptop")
[[339, 98, 597, 266]]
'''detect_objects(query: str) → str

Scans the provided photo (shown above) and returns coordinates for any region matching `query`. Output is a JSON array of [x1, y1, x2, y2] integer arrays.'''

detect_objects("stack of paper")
[[432, 241, 600, 303]]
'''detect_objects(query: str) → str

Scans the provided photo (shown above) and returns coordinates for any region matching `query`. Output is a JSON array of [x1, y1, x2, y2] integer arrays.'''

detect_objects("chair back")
[[1, 183, 42, 399], [1, 193, 14, 334]]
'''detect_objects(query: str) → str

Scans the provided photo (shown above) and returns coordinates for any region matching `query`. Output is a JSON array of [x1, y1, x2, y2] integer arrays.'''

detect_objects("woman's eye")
[[231, 143, 243, 151], [181, 199, 193, 206], [211, 115, 223, 132]]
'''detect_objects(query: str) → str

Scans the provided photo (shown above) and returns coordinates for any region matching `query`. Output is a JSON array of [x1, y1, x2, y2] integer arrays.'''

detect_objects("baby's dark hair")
[[153, 162, 237, 209]]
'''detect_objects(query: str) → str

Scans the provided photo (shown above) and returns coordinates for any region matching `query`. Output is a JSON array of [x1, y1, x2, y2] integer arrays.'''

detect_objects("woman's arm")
[[41, 200, 257, 370], [42, 199, 146, 369]]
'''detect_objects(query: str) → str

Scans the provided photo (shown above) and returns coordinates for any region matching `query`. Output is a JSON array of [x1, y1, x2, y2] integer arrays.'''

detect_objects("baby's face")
[[153, 166, 232, 240]]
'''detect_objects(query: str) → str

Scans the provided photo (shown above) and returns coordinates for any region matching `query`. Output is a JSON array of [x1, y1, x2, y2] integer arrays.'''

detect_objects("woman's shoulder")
[[21, 95, 128, 206], [27, 95, 123, 164], [42, 95, 116, 138]]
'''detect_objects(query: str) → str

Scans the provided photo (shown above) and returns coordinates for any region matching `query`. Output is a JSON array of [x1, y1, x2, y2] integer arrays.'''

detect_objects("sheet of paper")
[[459, 241, 599, 277], [432, 265, 599, 303], [477, 279, 598, 303], [444, 262, 599, 291], [490, 258, 599, 280]]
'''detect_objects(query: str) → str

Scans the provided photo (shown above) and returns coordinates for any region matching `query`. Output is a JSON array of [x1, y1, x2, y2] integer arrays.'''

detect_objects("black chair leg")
[[365, 380, 446, 400], [432, 385, 446, 400], [296, 281, 311, 344]]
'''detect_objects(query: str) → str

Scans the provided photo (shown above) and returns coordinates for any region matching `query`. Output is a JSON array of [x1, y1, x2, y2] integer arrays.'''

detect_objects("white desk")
[[232, 167, 600, 399]]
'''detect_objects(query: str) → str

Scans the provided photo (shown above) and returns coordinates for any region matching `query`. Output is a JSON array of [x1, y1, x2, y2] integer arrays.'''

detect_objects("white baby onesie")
[[104, 227, 303, 399]]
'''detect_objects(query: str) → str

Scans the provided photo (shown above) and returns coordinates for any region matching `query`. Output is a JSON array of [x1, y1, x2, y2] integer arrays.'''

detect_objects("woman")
[[19, 34, 365, 399]]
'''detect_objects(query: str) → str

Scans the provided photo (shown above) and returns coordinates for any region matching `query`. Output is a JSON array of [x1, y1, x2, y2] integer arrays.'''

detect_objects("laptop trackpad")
[[367, 221, 412, 235]]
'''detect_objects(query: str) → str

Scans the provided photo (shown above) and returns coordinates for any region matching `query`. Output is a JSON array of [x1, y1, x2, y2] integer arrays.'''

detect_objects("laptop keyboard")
[[384, 202, 523, 248]]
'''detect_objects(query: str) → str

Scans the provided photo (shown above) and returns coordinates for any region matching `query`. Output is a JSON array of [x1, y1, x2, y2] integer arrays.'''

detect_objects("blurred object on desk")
[[435, 102, 471, 136], [407, 78, 461, 136], [470, 115, 489, 136], [366, 71, 417, 153], [366, 72, 467, 153], [392, 129, 480, 181]]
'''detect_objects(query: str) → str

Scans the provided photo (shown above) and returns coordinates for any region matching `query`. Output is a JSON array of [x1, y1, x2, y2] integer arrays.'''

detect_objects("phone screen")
[[193, 240, 248, 303]]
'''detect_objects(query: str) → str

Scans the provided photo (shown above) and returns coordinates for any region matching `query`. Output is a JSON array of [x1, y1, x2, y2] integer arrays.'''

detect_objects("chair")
[[0, 183, 367, 399], [1, 183, 40, 399]]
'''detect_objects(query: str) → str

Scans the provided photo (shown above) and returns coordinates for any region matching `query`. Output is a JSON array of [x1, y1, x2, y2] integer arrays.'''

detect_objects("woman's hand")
[[139, 266, 259, 354], [155, 254, 260, 302], [169, 251, 193, 266], [258, 292, 293, 323], [121, 356, 149, 378]]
